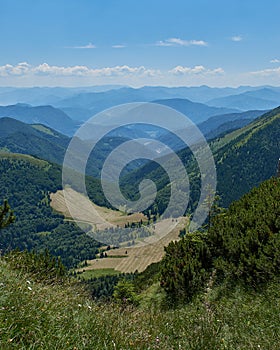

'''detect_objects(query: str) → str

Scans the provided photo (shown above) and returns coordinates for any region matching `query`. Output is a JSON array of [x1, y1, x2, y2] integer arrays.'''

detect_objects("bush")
[[160, 178, 280, 303], [160, 232, 212, 303], [5, 249, 66, 283], [209, 177, 280, 287], [113, 279, 139, 306]]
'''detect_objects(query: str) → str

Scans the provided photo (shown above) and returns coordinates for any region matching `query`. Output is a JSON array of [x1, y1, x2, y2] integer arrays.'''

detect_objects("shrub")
[[160, 232, 212, 303], [209, 177, 280, 286]]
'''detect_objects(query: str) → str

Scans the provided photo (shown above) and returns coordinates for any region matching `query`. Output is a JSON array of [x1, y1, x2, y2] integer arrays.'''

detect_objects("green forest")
[[0, 154, 102, 268]]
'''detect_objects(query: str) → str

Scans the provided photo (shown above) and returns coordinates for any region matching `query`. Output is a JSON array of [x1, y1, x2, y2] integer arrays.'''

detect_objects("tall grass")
[[1, 255, 280, 349]]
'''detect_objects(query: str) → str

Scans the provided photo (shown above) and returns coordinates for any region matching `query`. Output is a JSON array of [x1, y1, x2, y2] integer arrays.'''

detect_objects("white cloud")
[[112, 44, 126, 49], [169, 65, 224, 76], [0, 62, 229, 87], [0, 62, 159, 78], [33, 63, 90, 76], [270, 59, 280, 63], [69, 42, 96, 49], [0, 62, 31, 76], [250, 66, 280, 77], [231, 35, 243, 42], [156, 37, 208, 47]]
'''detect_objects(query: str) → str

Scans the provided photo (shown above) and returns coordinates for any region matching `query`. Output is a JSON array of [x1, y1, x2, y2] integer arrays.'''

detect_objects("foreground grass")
[[0, 257, 280, 349]]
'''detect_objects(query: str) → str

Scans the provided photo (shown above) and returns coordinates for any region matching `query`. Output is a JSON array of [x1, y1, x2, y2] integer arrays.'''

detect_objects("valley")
[[78, 217, 187, 273], [51, 187, 187, 273], [2, 2, 280, 348]]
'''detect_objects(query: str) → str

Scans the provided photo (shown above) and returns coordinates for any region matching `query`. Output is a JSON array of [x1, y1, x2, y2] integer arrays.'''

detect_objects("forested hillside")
[[0, 117, 135, 178], [121, 106, 280, 214], [0, 103, 78, 135], [0, 153, 102, 267], [161, 176, 280, 302], [214, 107, 280, 205]]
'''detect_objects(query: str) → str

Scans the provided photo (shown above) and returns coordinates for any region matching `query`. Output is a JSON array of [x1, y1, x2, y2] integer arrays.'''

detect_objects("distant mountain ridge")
[[0, 85, 278, 106], [0, 85, 279, 130], [198, 109, 266, 139], [207, 87, 280, 111], [153, 98, 239, 123], [0, 104, 78, 136], [57, 93, 239, 123]]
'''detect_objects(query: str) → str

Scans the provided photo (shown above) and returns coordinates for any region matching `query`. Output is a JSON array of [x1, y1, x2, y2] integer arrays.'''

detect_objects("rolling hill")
[[0, 117, 135, 178], [0, 103, 78, 136], [0, 117, 70, 165]]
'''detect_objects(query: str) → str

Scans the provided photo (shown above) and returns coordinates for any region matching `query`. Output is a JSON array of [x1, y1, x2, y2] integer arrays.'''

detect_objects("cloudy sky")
[[1, 0, 280, 87]]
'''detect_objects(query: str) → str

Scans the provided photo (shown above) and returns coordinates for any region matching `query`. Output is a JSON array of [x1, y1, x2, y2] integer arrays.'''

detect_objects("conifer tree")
[[0, 200, 15, 230]]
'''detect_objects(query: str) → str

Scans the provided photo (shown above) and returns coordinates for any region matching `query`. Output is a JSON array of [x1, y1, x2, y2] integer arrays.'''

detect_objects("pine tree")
[[0, 200, 15, 230]]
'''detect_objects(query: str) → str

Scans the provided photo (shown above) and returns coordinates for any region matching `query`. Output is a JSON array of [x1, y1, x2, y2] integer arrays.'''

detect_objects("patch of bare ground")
[[50, 187, 187, 273]]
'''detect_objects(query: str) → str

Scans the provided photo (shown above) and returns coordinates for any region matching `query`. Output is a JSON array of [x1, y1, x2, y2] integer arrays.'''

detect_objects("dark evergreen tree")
[[0, 200, 15, 230]]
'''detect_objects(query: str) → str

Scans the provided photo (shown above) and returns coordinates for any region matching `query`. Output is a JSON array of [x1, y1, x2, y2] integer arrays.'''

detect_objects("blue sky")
[[1, 0, 280, 87]]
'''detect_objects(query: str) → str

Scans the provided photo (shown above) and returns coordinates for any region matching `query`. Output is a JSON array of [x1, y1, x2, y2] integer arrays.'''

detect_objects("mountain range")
[[0, 103, 78, 136], [121, 106, 280, 212], [1, 85, 279, 106], [207, 87, 280, 110], [0, 95, 279, 272]]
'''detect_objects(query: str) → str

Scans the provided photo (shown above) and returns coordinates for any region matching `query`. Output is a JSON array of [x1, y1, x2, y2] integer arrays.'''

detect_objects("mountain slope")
[[0, 152, 102, 267], [121, 107, 280, 212], [153, 98, 239, 123], [0, 117, 135, 178], [198, 109, 266, 139], [213, 107, 280, 205], [0, 117, 70, 165], [0, 104, 78, 135], [207, 88, 280, 111], [57, 89, 239, 122], [1, 249, 280, 349]]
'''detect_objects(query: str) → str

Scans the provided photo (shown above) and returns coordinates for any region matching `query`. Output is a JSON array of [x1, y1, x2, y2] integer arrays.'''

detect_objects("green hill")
[[0, 117, 69, 165], [214, 106, 280, 205], [0, 117, 134, 178], [121, 106, 280, 214], [0, 152, 104, 268]]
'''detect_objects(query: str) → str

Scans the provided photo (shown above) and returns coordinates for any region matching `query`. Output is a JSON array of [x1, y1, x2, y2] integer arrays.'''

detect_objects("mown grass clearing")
[[82, 217, 187, 273], [51, 187, 187, 273], [76, 268, 121, 279], [50, 187, 147, 230]]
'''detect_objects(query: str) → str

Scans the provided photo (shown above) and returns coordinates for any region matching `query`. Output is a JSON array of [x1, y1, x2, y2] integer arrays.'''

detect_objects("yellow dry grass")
[[50, 187, 187, 273], [50, 187, 146, 230], [80, 217, 187, 273]]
